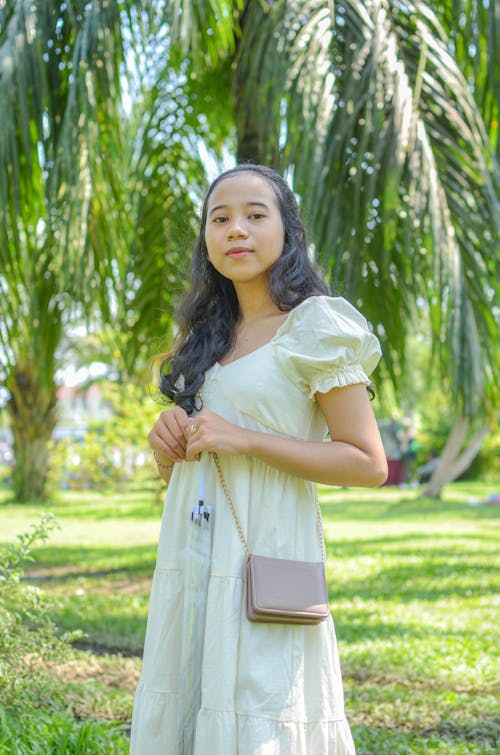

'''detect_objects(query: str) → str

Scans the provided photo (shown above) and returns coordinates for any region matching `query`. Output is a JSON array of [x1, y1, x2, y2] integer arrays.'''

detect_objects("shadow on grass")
[[2, 479, 499, 522], [326, 536, 497, 602], [320, 495, 500, 522], [326, 531, 496, 555], [332, 606, 493, 646], [19, 543, 157, 579], [424, 717, 500, 748], [13, 527, 496, 606]]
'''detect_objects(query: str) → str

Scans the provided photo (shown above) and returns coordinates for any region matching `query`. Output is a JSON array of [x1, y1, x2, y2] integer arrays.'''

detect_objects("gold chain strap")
[[212, 452, 251, 558], [211, 452, 326, 563], [316, 489, 327, 563]]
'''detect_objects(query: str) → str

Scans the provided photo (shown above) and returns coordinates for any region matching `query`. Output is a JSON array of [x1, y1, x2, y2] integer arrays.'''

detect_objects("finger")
[[150, 425, 186, 462], [185, 436, 205, 462], [187, 421, 205, 442], [158, 411, 188, 453], [162, 426, 187, 460], [172, 406, 192, 438], [183, 418, 201, 443]]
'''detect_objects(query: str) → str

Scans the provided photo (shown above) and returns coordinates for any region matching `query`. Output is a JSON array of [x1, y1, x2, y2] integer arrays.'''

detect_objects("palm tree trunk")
[[235, 118, 262, 165], [233, 1, 280, 167], [422, 415, 489, 498], [6, 366, 58, 502]]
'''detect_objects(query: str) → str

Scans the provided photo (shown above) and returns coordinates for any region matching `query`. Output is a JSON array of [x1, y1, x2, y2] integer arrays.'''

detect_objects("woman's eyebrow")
[[208, 201, 270, 216]]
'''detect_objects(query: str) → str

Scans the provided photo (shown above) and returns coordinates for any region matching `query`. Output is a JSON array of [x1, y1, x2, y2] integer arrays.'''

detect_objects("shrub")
[[49, 382, 160, 490], [0, 514, 78, 709], [0, 516, 131, 752]]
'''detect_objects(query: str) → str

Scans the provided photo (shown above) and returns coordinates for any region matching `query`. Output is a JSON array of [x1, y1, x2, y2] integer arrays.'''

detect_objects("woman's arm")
[[185, 383, 388, 487]]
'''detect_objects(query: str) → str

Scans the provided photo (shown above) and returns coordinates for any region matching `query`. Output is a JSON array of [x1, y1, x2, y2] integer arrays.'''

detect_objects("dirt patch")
[[49, 653, 141, 691]]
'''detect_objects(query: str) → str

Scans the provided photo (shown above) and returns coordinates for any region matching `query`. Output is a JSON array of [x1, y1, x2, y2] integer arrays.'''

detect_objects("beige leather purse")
[[212, 453, 330, 625]]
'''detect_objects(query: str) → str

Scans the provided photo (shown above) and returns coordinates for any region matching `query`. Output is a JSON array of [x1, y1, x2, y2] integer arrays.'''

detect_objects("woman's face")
[[204, 172, 285, 289]]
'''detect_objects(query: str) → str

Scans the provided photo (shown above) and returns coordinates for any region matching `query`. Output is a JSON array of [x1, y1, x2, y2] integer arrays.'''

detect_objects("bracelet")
[[153, 451, 175, 470]]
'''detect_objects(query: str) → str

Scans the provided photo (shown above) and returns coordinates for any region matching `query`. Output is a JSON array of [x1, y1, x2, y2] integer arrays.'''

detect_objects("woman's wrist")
[[232, 426, 254, 455]]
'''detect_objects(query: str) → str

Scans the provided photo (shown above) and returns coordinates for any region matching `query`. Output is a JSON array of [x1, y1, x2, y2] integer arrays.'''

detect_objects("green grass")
[[0, 707, 130, 754], [1, 479, 499, 753]]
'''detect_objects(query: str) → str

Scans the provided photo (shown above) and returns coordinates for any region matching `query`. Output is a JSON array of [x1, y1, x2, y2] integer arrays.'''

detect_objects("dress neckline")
[[216, 314, 292, 370], [216, 306, 294, 369], [216, 339, 274, 369], [215, 295, 327, 369]]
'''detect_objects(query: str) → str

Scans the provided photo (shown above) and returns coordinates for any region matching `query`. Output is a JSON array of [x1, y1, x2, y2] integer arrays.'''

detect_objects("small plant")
[[0, 706, 130, 754], [0, 514, 132, 752], [0, 514, 80, 710]]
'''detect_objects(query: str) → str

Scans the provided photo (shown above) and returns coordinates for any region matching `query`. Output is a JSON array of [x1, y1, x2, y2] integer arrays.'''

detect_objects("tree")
[[0, 1, 205, 499], [2, 1, 498, 499], [166, 0, 500, 495], [0, 0, 125, 499]]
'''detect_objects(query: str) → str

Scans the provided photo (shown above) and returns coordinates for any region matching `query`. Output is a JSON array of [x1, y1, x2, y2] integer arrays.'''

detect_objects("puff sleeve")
[[274, 296, 381, 398]]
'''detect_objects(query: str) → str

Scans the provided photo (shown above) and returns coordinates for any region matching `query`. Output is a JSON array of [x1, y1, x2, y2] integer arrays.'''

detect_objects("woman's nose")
[[227, 220, 248, 239]]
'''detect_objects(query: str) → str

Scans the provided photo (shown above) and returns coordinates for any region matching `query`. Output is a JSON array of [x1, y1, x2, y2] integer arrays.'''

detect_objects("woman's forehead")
[[207, 172, 279, 210]]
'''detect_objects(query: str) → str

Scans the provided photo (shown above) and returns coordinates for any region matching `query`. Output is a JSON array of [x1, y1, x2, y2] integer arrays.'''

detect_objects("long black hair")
[[160, 164, 330, 414]]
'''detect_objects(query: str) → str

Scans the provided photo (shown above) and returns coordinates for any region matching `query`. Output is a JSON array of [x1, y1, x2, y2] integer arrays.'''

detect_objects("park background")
[[0, 1, 499, 753]]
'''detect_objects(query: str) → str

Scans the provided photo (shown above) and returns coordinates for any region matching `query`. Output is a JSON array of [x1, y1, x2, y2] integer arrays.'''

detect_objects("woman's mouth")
[[227, 247, 253, 258]]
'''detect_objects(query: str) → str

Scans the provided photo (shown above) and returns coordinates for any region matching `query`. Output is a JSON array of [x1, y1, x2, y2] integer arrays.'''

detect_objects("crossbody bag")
[[212, 453, 330, 625]]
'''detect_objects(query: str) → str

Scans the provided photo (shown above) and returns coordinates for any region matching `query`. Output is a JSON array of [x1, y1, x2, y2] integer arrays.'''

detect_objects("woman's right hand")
[[147, 406, 192, 465]]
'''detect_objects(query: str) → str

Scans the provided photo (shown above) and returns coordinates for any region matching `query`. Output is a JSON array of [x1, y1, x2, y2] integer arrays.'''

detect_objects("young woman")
[[130, 164, 387, 754]]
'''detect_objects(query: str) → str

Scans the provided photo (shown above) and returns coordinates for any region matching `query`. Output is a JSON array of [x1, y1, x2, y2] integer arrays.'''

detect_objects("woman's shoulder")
[[279, 295, 371, 335], [272, 295, 381, 394]]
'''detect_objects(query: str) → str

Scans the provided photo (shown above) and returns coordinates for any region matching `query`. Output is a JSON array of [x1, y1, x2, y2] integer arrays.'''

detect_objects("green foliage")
[[378, 333, 500, 480], [458, 431, 500, 481], [0, 513, 132, 753], [1, 0, 499, 502], [0, 707, 129, 754], [50, 381, 162, 490], [431, 1, 499, 155], [182, 0, 500, 416], [0, 514, 74, 709], [0, 1, 205, 500]]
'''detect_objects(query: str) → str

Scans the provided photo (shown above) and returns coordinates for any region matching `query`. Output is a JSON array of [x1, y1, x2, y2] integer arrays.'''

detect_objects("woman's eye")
[[249, 213, 265, 220], [212, 216, 228, 223]]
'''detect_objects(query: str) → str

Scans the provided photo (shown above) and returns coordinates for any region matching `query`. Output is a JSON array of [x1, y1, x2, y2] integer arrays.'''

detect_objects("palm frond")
[[233, 0, 499, 413], [0, 1, 126, 305], [86, 51, 208, 377], [161, 0, 240, 67], [429, 0, 499, 156]]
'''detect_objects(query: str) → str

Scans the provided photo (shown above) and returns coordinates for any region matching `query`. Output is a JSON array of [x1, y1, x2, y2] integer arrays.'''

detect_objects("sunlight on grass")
[[1, 478, 499, 753]]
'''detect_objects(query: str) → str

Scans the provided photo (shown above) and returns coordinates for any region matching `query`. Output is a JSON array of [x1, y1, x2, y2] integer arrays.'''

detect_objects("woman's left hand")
[[185, 409, 249, 461]]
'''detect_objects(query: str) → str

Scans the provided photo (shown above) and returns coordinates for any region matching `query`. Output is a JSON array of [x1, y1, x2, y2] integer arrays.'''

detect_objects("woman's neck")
[[233, 281, 281, 323]]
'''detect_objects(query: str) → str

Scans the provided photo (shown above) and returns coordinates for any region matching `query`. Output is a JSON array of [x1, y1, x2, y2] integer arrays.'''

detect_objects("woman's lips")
[[227, 247, 253, 258]]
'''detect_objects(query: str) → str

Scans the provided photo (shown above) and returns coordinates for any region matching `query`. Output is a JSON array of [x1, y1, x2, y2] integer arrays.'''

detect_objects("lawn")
[[0, 478, 499, 754]]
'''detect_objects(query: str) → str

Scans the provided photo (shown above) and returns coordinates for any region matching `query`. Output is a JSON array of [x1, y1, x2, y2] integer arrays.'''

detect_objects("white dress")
[[130, 296, 381, 755]]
